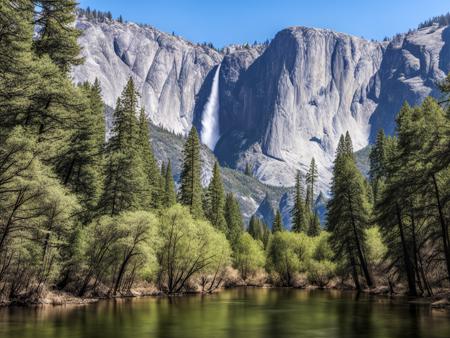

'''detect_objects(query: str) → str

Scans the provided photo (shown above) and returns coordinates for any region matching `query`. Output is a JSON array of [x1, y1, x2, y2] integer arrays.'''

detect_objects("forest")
[[0, 0, 449, 305]]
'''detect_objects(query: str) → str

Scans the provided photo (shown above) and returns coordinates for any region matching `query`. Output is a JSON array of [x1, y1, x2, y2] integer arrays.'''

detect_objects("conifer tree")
[[307, 212, 321, 236], [327, 133, 374, 289], [163, 160, 177, 208], [180, 127, 204, 218], [98, 79, 147, 215], [55, 80, 105, 221], [272, 209, 283, 233], [206, 162, 226, 232], [248, 215, 263, 241], [137, 108, 160, 208], [291, 171, 308, 233], [0, 0, 35, 138], [34, 0, 83, 73], [306, 157, 318, 210], [224, 193, 243, 248]]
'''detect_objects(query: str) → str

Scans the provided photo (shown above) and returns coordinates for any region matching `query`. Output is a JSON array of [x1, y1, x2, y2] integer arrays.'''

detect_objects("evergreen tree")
[[224, 193, 243, 248], [163, 160, 177, 208], [327, 134, 374, 289], [291, 171, 308, 233], [206, 162, 226, 232], [248, 215, 263, 241], [98, 79, 147, 215], [34, 0, 83, 73], [307, 212, 321, 236], [369, 129, 387, 202], [306, 158, 318, 210], [54, 80, 105, 221], [272, 209, 284, 233], [137, 108, 160, 208], [0, 0, 35, 139], [180, 127, 203, 218]]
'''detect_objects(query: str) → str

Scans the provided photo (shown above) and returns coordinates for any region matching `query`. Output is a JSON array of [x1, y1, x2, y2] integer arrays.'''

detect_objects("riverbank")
[[2, 284, 449, 310]]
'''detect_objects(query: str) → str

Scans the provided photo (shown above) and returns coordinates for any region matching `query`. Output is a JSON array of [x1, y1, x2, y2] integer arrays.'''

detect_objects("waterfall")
[[201, 64, 221, 150]]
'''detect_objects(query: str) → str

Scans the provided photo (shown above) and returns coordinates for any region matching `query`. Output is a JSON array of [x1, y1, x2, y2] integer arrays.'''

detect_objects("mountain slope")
[[73, 15, 450, 195]]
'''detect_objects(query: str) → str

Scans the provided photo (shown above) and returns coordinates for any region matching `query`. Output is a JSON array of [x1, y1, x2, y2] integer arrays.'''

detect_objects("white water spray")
[[201, 64, 221, 150]]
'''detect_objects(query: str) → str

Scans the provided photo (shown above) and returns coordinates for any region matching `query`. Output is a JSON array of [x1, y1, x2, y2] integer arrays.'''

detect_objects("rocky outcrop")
[[72, 16, 222, 135], [73, 16, 450, 194]]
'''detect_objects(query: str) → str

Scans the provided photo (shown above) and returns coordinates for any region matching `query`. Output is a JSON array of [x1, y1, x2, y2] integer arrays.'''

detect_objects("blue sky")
[[78, 0, 450, 47]]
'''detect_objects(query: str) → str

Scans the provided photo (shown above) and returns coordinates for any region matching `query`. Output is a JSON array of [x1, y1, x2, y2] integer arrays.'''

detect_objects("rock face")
[[73, 15, 450, 194], [72, 16, 222, 135]]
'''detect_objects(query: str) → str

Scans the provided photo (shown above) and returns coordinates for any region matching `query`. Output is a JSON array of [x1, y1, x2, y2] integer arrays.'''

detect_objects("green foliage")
[[327, 133, 374, 289], [157, 205, 231, 293], [137, 109, 161, 209], [162, 161, 177, 208], [291, 171, 308, 233], [272, 209, 284, 233], [248, 216, 271, 250], [98, 79, 148, 215], [266, 232, 311, 285], [34, 0, 83, 73], [224, 193, 244, 248], [205, 162, 226, 232], [233, 233, 266, 280], [180, 127, 203, 218], [305, 157, 318, 210], [365, 226, 387, 267], [54, 80, 105, 222], [307, 260, 336, 288]]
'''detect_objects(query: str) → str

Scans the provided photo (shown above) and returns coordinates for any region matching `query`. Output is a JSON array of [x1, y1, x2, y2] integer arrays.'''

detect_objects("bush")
[[233, 233, 266, 281], [266, 232, 313, 285], [307, 260, 337, 287], [157, 205, 232, 293]]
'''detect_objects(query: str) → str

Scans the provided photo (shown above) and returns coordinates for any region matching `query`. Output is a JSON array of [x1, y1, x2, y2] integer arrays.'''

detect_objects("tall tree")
[[98, 79, 147, 215], [206, 162, 226, 232], [54, 80, 105, 221], [33, 0, 83, 73], [137, 108, 160, 208], [180, 127, 203, 218], [291, 171, 307, 233], [272, 209, 284, 233], [163, 160, 177, 208], [327, 134, 374, 289], [224, 193, 243, 248], [305, 158, 318, 210]]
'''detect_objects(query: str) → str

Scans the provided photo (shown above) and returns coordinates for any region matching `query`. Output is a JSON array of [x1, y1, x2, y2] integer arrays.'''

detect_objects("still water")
[[1, 288, 449, 338]]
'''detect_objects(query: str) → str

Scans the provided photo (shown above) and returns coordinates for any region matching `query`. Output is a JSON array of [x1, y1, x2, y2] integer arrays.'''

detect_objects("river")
[[1, 288, 449, 338]]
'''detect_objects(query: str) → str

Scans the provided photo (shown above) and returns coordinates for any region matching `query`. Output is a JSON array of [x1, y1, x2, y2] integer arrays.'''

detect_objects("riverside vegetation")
[[0, 1, 449, 306]]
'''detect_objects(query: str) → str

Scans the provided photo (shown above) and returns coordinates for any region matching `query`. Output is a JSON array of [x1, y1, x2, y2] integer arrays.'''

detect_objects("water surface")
[[1, 288, 449, 338]]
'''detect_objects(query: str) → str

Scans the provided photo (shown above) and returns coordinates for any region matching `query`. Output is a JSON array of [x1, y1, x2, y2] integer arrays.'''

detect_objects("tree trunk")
[[395, 203, 417, 297], [431, 173, 450, 281]]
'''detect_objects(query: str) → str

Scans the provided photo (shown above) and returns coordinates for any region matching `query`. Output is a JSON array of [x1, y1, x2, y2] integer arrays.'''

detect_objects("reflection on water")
[[0, 288, 449, 338]]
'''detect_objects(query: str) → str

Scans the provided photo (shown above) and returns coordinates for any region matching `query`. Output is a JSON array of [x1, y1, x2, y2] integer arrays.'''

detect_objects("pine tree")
[[248, 215, 263, 241], [224, 193, 243, 248], [163, 160, 177, 208], [206, 162, 226, 232], [34, 0, 83, 73], [327, 133, 374, 289], [0, 0, 36, 139], [98, 79, 147, 215], [137, 109, 160, 208], [306, 157, 318, 211], [307, 212, 321, 236], [272, 209, 283, 233], [180, 127, 204, 218], [369, 129, 387, 202], [291, 170, 308, 233], [54, 80, 105, 221]]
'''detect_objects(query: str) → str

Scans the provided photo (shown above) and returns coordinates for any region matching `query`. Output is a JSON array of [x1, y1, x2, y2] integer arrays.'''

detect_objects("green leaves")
[[180, 127, 204, 218]]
